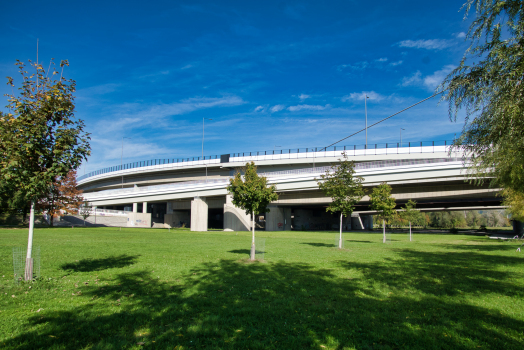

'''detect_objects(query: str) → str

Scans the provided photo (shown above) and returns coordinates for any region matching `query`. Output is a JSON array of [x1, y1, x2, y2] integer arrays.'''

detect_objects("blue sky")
[[0, 0, 471, 174]]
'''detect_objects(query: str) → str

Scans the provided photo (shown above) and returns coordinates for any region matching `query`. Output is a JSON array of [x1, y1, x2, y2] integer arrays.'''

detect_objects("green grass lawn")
[[0, 227, 523, 350]]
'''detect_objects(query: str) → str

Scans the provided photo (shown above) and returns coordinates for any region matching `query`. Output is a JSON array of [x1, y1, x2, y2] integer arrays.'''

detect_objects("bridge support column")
[[513, 220, 523, 236], [266, 206, 291, 231], [223, 195, 250, 231], [142, 202, 148, 213], [191, 197, 208, 232], [351, 213, 364, 230], [132, 203, 137, 213]]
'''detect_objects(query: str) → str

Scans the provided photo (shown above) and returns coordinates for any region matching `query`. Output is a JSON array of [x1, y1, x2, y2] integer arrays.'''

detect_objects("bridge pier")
[[190, 197, 208, 231], [265, 206, 291, 231], [223, 195, 250, 231]]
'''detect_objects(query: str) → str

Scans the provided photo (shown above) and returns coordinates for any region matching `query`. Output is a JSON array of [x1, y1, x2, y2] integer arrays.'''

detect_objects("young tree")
[[441, 0, 524, 193], [38, 170, 84, 226], [227, 162, 278, 260], [369, 182, 396, 243], [317, 152, 365, 248], [399, 199, 418, 242], [78, 200, 91, 226], [0, 60, 90, 280]]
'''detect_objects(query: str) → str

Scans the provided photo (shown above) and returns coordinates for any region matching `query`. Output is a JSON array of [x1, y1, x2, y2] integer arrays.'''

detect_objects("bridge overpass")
[[78, 141, 503, 231]]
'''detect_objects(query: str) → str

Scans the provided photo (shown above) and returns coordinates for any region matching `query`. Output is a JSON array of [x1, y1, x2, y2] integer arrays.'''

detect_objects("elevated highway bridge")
[[78, 141, 503, 231]]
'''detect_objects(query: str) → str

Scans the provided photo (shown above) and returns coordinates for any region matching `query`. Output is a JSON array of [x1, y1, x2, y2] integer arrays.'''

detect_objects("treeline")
[[374, 210, 511, 229]]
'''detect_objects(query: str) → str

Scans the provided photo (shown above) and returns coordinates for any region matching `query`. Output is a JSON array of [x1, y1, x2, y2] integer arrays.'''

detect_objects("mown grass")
[[0, 227, 523, 349]]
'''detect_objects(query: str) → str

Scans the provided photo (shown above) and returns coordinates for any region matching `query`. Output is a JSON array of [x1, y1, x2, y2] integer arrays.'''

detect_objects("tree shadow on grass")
[[5, 256, 524, 350], [300, 242, 335, 247], [345, 240, 373, 243], [339, 249, 524, 298], [60, 254, 140, 272]]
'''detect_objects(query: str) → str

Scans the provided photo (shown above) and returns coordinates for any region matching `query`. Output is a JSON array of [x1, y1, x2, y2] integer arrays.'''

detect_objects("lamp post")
[[202, 118, 212, 182], [121, 137, 130, 189], [400, 128, 405, 147], [365, 94, 369, 149]]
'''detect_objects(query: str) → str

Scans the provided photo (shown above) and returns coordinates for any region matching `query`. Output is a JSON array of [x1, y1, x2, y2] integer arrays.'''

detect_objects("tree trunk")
[[382, 218, 386, 243], [25, 200, 35, 281], [409, 221, 412, 242], [339, 212, 343, 249], [250, 210, 255, 260]]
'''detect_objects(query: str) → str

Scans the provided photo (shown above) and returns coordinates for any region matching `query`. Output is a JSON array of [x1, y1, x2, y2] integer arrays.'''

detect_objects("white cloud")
[[342, 91, 386, 102], [270, 104, 285, 113], [375, 57, 388, 62], [401, 65, 456, 90], [423, 64, 456, 89], [398, 39, 454, 50], [401, 71, 423, 87], [254, 106, 264, 112], [389, 60, 403, 67], [456, 32, 466, 38], [298, 94, 310, 101], [287, 104, 330, 112]]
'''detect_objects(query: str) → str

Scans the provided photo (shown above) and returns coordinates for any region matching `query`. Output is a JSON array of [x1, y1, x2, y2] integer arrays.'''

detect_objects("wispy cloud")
[[254, 105, 265, 112], [338, 61, 369, 71], [270, 104, 285, 113], [398, 39, 454, 50], [342, 91, 387, 102], [456, 32, 466, 39], [389, 60, 403, 67], [287, 104, 330, 112], [375, 57, 388, 62], [97, 96, 245, 133], [298, 94, 310, 101], [401, 65, 456, 90]]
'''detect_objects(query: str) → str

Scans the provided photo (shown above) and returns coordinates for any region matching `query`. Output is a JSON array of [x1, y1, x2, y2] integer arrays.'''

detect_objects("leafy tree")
[[441, 0, 524, 193], [227, 162, 278, 260], [399, 199, 419, 242], [502, 188, 524, 222], [0, 59, 90, 280], [38, 170, 84, 226], [317, 152, 365, 248], [369, 182, 396, 243]]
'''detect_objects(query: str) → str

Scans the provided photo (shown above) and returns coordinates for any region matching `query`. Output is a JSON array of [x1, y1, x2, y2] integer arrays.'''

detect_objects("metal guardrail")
[[78, 140, 455, 182]]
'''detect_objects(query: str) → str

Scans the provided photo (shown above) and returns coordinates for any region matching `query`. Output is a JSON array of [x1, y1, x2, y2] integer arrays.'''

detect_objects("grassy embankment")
[[0, 227, 523, 349]]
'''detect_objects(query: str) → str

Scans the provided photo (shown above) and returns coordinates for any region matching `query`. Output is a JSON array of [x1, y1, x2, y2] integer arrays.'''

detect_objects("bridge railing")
[[78, 140, 454, 182]]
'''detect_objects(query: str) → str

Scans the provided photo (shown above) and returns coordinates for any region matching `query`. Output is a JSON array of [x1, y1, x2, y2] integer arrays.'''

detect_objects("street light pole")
[[400, 128, 405, 147], [365, 95, 369, 149], [202, 118, 212, 182]]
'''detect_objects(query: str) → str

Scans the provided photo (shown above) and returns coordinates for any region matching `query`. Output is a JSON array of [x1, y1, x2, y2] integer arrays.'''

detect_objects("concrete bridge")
[[78, 142, 503, 231]]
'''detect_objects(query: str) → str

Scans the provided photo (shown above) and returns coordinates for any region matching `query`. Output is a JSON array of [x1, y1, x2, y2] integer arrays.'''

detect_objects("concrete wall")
[[127, 212, 152, 228], [266, 206, 292, 231], [190, 197, 208, 232], [223, 195, 251, 231], [165, 210, 190, 228]]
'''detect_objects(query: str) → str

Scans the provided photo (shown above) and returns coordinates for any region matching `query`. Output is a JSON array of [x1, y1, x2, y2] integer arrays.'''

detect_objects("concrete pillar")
[[191, 197, 208, 232], [167, 201, 173, 214], [142, 202, 148, 213], [223, 195, 250, 231], [133, 203, 137, 213], [266, 206, 291, 231], [351, 213, 364, 230]]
